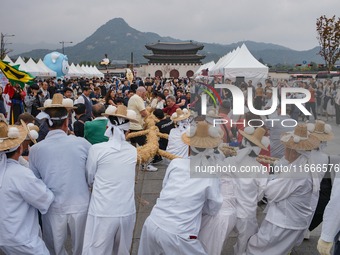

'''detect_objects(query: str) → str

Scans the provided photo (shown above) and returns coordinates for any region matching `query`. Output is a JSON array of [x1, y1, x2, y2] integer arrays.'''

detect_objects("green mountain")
[[11, 17, 323, 65]]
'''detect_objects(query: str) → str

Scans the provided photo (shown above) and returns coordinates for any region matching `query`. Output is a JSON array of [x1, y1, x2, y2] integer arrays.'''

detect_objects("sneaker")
[[145, 164, 158, 172], [152, 157, 163, 164], [261, 197, 268, 204], [305, 120, 309, 123]]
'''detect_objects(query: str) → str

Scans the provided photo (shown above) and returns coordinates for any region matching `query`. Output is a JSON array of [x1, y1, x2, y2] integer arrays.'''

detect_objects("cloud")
[[1, 0, 340, 51]]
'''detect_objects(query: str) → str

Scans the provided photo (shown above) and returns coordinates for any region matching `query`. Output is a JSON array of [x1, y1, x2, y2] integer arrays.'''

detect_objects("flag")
[[0, 60, 35, 88]]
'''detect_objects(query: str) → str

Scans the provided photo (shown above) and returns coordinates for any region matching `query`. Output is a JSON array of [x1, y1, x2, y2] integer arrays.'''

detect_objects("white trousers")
[[0, 236, 49, 255], [246, 219, 305, 255], [138, 217, 207, 255], [233, 217, 258, 255], [82, 213, 136, 255], [198, 210, 237, 255], [42, 211, 87, 255]]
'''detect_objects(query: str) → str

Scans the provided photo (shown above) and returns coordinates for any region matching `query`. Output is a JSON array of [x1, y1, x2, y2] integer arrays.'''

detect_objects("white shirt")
[[0, 159, 54, 246], [149, 158, 223, 236], [29, 129, 92, 214], [310, 149, 328, 211], [86, 140, 137, 217], [166, 128, 188, 159], [225, 151, 268, 219], [321, 171, 340, 242], [77, 94, 91, 105], [264, 155, 313, 230]]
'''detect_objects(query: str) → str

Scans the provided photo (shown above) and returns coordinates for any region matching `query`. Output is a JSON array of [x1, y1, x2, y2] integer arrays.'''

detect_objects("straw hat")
[[238, 127, 269, 151], [0, 116, 27, 151], [102, 105, 138, 123], [38, 93, 77, 110], [171, 108, 191, 121], [306, 121, 334, 142], [181, 121, 223, 148], [20, 120, 39, 144], [280, 124, 320, 151]]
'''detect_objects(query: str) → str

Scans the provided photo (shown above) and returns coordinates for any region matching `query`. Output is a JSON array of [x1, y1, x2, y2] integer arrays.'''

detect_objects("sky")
[[1, 0, 339, 52]]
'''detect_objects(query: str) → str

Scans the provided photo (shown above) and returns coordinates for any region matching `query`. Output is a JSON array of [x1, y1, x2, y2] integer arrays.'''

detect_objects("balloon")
[[43, 52, 69, 77]]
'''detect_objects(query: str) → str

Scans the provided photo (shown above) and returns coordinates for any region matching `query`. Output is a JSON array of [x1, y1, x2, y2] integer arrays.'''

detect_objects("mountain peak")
[[105, 17, 130, 27]]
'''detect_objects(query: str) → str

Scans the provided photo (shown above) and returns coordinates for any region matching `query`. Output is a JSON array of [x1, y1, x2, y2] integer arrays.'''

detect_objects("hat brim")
[[37, 105, 77, 110], [0, 125, 27, 151], [101, 113, 139, 123], [171, 111, 191, 121], [239, 129, 269, 151], [280, 133, 320, 150], [20, 120, 37, 144], [311, 132, 334, 142], [181, 132, 222, 149]]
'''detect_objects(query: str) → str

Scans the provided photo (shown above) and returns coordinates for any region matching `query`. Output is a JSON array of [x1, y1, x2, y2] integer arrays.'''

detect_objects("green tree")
[[92, 61, 98, 66], [316, 15, 340, 73]]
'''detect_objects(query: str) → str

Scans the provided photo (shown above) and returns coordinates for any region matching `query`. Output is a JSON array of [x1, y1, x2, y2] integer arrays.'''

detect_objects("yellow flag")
[[0, 60, 35, 87]]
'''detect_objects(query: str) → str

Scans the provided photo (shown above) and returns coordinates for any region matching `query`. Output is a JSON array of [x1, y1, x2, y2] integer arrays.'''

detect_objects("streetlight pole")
[[59, 41, 73, 55], [0, 33, 15, 60]]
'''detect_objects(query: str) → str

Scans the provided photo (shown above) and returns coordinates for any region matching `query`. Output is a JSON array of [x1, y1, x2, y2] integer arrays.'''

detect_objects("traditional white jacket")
[[86, 139, 137, 217], [29, 129, 91, 214], [0, 159, 54, 246], [149, 158, 223, 236], [264, 155, 314, 230]]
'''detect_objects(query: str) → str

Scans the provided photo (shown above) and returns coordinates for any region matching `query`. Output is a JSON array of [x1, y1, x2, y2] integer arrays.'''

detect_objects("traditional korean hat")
[[102, 105, 138, 123], [306, 121, 334, 142], [0, 114, 27, 151], [280, 124, 320, 151], [171, 108, 191, 121], [38, 93, 77, 110], [238, 127, 270, 151], [181, 121, 223, 148], [20, 119, 39, 144]]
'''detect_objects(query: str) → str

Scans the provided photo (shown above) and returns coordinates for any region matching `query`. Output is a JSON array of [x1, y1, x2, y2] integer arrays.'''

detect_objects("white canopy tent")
[[76, 64, 88, 77], [14, 56, 41, 76], [194, 61, 215, 76], [36, 59, 57, 77], [26, 58, 47, 77], [93, 66, 104, 78], [3, 55, 14, 65], [67, 63, 82, 77], [221, 43, 268, 84]]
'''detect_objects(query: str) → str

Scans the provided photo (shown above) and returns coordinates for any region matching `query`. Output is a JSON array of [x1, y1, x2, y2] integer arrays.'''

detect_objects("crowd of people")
[[0, 74, 340, 255]]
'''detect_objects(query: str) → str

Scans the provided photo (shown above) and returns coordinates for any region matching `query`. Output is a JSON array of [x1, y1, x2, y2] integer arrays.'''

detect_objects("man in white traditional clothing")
[[29, 94, 92, 255], [246, 124, 321, 255], [196, 117, 238, 255], [0, 114, 55, 255], [138, 121, 223, 255], [165, 108, 190, 167], [305, 120, 334, 239], [227, 127, 269, 255], [82, 105, 138, 255]]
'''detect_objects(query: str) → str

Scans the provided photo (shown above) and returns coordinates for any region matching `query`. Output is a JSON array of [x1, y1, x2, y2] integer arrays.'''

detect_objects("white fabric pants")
[[198, 210, 237, 255], [233, 217, 258, 255], [246, 219, 305, 255], [82, 213, 136, 255], [42, 211, 87, 255], [0, 236, 49, 255], [138, 217, 207, 255]]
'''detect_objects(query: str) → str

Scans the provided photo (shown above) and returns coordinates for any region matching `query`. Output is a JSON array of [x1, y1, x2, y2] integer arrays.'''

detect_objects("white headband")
[[104, 117, 130, 151], [35, 111, 68, 126]]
